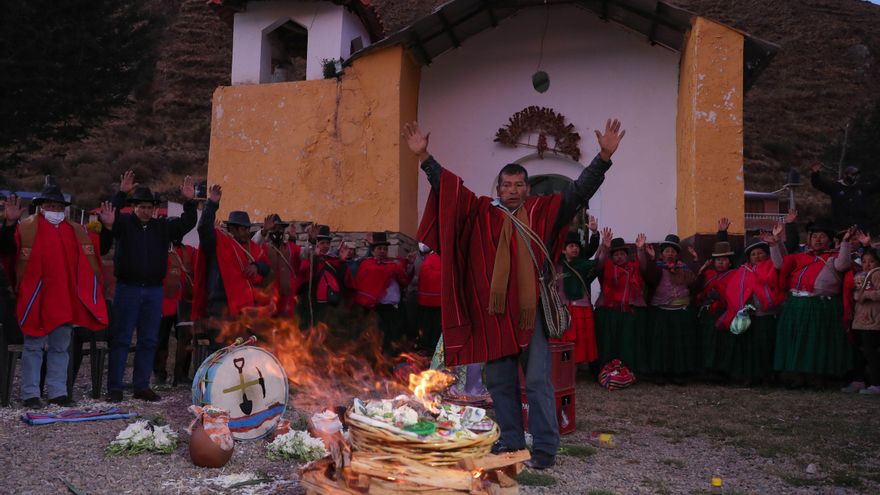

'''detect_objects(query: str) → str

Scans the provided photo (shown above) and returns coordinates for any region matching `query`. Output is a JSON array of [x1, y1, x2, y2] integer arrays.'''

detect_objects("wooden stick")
[[351, 454, 475, 491], [458, 450, 530, 471]]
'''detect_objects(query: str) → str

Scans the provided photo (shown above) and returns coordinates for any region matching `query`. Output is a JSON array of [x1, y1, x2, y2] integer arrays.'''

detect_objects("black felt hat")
[[564, 231, 581, 247], [369, 232, 390, 247], [33, 176, 70, 206], [806, 220, 835, 239], [315, 224, 331, 241], [659, 234, 681, 252], [127, 186, 160, 205], [224, 211, 252, 228], [610, 237, 629, 254], [744, 238, 769, 257]]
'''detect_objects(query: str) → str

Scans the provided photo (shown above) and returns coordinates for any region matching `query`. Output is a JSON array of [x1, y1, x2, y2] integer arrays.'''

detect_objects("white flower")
[[106, 420, 178, 456], [267, 430, 328, 462], [393, 405, 418, 426]]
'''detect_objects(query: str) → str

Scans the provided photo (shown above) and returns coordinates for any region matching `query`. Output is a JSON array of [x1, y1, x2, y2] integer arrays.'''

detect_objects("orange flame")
[[202, 307, 426, 412], [408, 370, 455, 413]]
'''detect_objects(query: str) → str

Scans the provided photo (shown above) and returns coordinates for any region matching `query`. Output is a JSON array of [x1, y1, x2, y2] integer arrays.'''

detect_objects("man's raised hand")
[[588, 214, 599, 233], [717, 217, 731, 232], [181, 176, 195, 200], [784, 208, 798, 224], [595, 118, 625, 162], [635, 233, 646, 249], [403, 122, 430, 162], [99, 201, 116, 227], [771, 222, 784, 240], [262, 214, 277, 235], [601, 227, 613, 248], [339, 243, 353, 261], [209, 184, 222, 203], [120, 170, 138, 193], [3, 194, 24, 226]]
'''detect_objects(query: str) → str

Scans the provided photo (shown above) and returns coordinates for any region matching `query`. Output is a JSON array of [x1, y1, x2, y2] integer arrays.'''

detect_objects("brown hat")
[[711, 241, 734, 258]]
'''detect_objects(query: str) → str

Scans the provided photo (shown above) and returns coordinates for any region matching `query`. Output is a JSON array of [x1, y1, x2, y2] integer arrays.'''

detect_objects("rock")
[[805, 463, 818, 474]]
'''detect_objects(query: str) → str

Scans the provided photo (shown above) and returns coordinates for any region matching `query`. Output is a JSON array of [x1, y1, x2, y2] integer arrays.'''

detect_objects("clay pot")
[[189, 421, 233, 468]]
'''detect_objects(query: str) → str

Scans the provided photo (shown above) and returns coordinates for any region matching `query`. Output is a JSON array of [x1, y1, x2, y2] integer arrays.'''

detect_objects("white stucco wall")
[[231, 1, 370, 84], [417, 5, 680, 243]]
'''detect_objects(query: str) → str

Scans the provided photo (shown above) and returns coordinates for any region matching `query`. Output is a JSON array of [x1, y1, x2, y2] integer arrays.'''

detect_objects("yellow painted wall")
[[676, 16, 745, 236], [207, 45, 422, 236]]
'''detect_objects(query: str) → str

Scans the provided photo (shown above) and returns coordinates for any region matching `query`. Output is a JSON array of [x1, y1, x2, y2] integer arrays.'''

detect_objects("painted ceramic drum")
[[192, 345, 289, 440]]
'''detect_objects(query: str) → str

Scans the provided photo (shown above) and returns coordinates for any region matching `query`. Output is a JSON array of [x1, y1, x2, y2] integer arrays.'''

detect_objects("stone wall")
[[284, 221, 418, 259]]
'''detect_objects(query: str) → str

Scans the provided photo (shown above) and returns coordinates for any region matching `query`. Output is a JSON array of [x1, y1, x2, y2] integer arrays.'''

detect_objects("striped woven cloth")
[[21, 407, 138, 425]]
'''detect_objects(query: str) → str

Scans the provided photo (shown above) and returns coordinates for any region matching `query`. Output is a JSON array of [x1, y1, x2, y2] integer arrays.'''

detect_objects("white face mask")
[[42, 210, 65, 225]]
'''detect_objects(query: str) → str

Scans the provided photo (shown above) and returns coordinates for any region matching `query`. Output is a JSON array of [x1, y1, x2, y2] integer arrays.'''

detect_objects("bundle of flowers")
[[266, 430, 328, 462], [350, 396, 493, 441], [105, 420, 178, 456]]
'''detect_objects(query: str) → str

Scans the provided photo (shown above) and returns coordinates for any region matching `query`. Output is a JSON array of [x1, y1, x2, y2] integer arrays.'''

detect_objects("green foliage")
[[516, 471, 557, 487], [322, 58, 343, 79], [0, 0, 163, 149]]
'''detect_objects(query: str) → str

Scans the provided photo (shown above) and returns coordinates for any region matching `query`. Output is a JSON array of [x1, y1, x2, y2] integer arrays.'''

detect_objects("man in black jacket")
[[100, 171, 196, 402], [810, 162, 880, 233]]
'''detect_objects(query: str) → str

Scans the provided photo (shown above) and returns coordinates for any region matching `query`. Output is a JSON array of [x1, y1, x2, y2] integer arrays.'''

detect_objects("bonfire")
[[210, 312, 528, 493]]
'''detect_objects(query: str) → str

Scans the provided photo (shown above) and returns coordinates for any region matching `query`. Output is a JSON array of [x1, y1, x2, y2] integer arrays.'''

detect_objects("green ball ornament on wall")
[[532, 71, 550, 93]]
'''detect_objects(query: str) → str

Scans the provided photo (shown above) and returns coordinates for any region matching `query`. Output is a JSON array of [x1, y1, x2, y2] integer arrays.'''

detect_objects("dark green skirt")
[[700, 311, 728, 370], [594, 307, 650, 373], [649, 307, 699, 374], [717, 314, 776, 380], [774, 296, 853, 376]]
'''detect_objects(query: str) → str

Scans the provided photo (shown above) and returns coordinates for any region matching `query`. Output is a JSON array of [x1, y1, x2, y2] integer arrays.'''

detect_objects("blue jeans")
[[21, 325, 71, 400], [108, 284, 164, 392], [485, 310, 559, 457]]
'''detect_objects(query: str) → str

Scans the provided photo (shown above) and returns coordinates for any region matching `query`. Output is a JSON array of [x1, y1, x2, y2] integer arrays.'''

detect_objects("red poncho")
[[597, 259, 644, 312], [192, 230, 269, 320], [417, 170, 566, 366], [697, 268, 734, 316], [720, 260, 784, 328], [353, 257, 409, 308], [14, 217, 108, 337]]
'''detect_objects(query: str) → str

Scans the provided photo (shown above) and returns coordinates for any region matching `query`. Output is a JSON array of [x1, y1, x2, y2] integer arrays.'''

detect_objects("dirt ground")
[[1, 362, 878, 495]]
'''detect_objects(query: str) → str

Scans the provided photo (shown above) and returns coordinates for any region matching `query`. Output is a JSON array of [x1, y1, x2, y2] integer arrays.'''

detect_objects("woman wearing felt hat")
[[593, 228, 651, 375], [643, 233, 700, 384], [772, 218, 857, 387], [712, 226, 787, 385], [554, 230, 599, 364], [694, 227, 737, 378]]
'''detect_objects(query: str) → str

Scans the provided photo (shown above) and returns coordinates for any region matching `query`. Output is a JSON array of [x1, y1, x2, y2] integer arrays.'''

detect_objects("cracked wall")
[[207, 45, 421, 236]]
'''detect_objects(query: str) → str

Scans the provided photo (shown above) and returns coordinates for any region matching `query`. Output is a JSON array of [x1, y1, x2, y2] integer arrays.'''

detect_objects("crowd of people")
[[0, 118, 876, 471]]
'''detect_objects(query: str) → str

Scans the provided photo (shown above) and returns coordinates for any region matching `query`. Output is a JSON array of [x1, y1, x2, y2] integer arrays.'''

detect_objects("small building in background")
[[205, 0, 778, 250]]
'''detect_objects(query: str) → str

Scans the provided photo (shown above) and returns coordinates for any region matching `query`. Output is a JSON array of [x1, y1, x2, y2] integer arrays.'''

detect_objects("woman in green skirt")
[[717, 228, 787, 385], [773, 221, 855, 386], [644, 234, 700, 384], [593, 228, 650, 374], [695, 240, 735, 377]]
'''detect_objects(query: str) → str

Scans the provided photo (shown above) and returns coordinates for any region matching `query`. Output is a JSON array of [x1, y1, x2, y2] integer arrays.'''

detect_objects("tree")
[[0, 0, 162, 149], [824, 99, 880, 177]]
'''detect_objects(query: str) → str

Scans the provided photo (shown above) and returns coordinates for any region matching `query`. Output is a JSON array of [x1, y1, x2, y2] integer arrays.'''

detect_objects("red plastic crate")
[[518, 341, 576, 392], [520, 386, 576, 435]]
